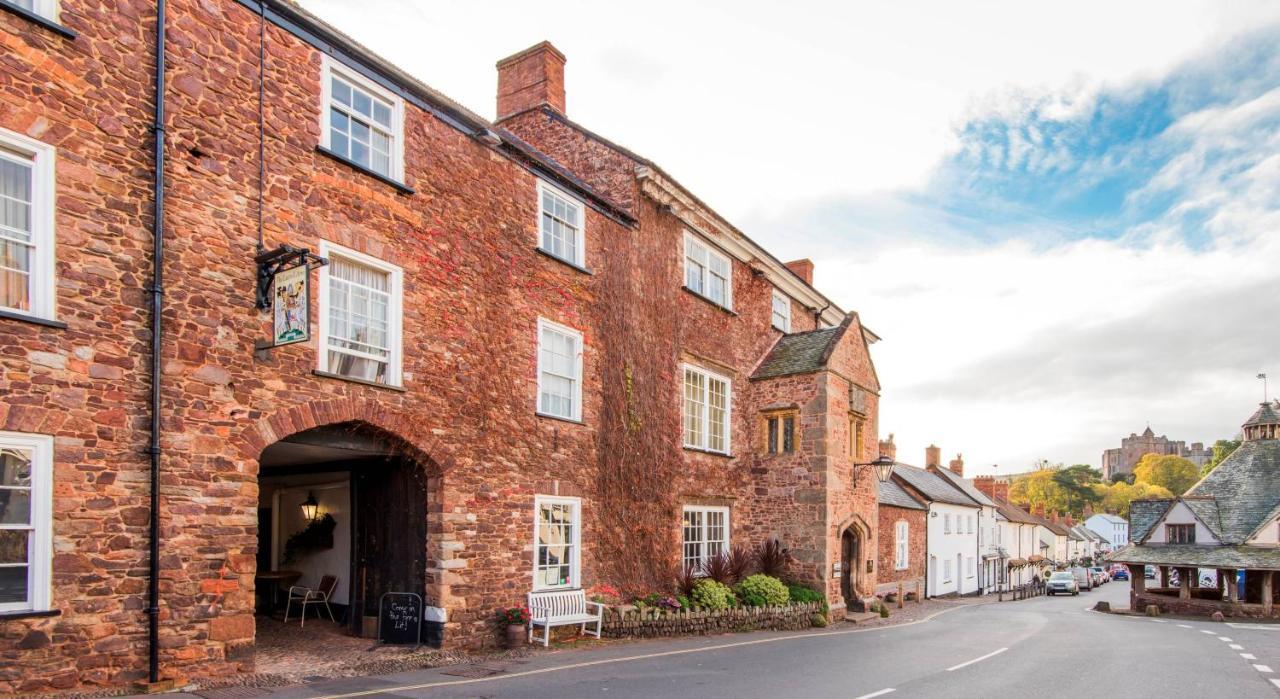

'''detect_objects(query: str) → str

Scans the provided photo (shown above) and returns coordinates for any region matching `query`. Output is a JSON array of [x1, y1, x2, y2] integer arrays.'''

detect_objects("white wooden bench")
[[527, 589, 603, 646]]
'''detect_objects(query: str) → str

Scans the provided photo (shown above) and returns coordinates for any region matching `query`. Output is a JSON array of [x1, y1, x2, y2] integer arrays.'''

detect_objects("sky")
[[299, 0, 1280, 475]]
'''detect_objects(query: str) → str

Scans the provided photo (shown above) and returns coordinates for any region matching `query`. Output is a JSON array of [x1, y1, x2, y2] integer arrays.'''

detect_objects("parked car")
[[1090, 566, 1108, 585], [1071, 567, 1094, 590], [1112, 567, 1129, 581], [1047, 571, 1079, 596], [1145, 565, 1157, 579]]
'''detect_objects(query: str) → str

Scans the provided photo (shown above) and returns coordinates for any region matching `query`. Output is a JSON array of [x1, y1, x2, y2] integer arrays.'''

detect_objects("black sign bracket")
[[254, 243, 327, 310]]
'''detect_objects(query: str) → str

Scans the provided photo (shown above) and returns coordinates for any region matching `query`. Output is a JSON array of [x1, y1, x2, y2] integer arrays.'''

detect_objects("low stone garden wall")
[[601, 602, 825, 639], [1135, 592, 1278, 618]]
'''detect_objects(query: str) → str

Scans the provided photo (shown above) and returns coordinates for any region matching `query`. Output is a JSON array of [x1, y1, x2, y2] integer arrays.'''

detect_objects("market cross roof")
[[1108, 544, 1280, 570], [751, 326, 843, 380], [1183, 438, 1280, 544], [1243, 401, 1280, 428]]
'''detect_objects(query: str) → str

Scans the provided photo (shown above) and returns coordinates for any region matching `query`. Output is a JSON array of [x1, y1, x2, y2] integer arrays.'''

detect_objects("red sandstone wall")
[[876, 505, 927, 594]]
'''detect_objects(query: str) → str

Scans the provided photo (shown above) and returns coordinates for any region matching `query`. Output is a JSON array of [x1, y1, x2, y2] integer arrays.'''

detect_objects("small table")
[[256, 570, 302, 616]]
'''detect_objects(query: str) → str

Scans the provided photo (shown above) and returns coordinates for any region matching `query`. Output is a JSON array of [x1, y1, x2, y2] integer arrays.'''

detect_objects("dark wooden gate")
[[350, 456, 427, 635]]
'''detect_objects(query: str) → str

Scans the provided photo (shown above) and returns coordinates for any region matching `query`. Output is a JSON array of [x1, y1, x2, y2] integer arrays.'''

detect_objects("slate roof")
[[1128, 499, 1173, 542], [1184, 439, 1280, 544], [930, 467, 997, 507], [992, 498, 1039, 525], [891, 464, 980, 508], [1107, 544, 1280, 570], [1243, 401, 1280, 428], [751, 327, 843, 380], [877, 479, 927, 510]]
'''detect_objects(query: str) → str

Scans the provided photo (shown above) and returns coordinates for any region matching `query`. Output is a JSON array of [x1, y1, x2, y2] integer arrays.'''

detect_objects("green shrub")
[[735, 574, 790, 608], [676, 593, 691, 611], [879, 605, 890, 618], [692, 579, 736, 610], [810, 612, 828, 628], [786, 584, 824, 605]]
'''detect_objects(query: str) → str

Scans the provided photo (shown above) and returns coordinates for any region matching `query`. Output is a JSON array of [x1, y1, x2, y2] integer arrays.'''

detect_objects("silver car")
[[1047, 571, 1079, 596]]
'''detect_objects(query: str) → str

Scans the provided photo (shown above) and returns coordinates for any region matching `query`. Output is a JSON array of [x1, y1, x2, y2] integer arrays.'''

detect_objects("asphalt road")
[[224, 582, 1280, 698]]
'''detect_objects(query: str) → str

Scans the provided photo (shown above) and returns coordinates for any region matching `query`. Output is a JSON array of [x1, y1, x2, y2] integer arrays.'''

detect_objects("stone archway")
[[836, 514, 873, 612], [224, 398, 451, 662]]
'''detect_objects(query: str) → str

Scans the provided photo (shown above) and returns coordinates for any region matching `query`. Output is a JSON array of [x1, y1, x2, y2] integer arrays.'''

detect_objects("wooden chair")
[[284, 575, 338, 627]]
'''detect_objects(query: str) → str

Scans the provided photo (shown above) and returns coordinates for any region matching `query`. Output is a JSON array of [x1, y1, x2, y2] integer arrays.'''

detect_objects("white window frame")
[[770, 289, 790, 332], [967, 556, 975, 579], [943, 513, 951, 534], [319, 55, 405, 182], [683, 231, 733, 310], [682, 505, 730, 573], [532, 495, 581, 591], [0, 128, 56, 321], [9, 0, 58, 20], [682, 363, 731, 454], [316, 241, 404, 386], [536, 180, 585, 268], [942, 558, 952, 583], [0, 431, 53, 613], [894, 520, 909, 570], [536, 317, 583, 421]]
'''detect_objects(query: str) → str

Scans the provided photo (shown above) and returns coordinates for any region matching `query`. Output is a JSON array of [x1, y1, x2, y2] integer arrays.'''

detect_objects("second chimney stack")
[[496, 41, 566, 121]]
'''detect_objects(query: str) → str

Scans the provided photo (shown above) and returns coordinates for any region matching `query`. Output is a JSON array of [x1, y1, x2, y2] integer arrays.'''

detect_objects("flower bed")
[[601, 602, 825, 639]]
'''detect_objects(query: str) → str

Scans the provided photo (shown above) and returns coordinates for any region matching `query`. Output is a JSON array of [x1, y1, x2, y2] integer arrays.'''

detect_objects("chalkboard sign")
[[377, 592, 422, 646]]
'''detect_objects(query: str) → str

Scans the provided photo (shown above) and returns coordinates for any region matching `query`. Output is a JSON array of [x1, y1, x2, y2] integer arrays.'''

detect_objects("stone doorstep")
[[844, 611, 879, 624]]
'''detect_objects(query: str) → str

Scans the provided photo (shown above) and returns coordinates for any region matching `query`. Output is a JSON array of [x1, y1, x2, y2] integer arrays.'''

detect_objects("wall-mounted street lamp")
[[300, 492, 319, 522], [855, 454, 897, 485]]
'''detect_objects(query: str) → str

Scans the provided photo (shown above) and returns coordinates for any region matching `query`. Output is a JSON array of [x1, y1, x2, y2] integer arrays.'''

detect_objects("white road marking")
[[1219, 636, 1233, 642], [1271, 679, 1280, 689], [1253, 664, 1272, 673], [1242, 653, 1257, 660], [855, 689, 896, 699], [947, 647, 1008, 672], [1201, 630, 1217, 634], [1230, 644, 1243, 650], [309, 603, 979, 699], [1149, 619, 1167, 623], [1229, 623, 1280, 630], [1177, 624, 1192, 628]]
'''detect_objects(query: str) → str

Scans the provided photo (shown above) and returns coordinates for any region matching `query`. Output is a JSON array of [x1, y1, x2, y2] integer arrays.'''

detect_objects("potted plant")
[[499, 606, 530, 648]]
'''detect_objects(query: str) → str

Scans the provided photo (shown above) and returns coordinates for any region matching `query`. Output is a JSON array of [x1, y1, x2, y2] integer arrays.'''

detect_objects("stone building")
[[1109, 402, 1280, 617], [875, 477, 926, 601], [0, 0, 884, 693], [1101, 426, 1209, 480]]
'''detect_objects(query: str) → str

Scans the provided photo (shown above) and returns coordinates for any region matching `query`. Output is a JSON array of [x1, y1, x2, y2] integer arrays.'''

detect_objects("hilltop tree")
[[1052, 465, 1103, 515], [1010, 465, 1103, 518], [1200, 438, 1242, 477], [1133, 454, 1199, 495], [1092, 480, 1174, 518]]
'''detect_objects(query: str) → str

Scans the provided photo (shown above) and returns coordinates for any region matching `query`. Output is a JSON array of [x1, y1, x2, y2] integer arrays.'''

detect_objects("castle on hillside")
[[1100, 426, 1210, 480]]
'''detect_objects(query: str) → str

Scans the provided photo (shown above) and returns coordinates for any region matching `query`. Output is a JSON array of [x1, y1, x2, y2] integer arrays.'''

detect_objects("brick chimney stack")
[[1033, 503, 1046, 518], [1065, 515, 1075, 527], [878, 433, 896, 461], [925, 445, 941, 468], [973, 475, 1009, 502], [948, 454, 964, 477], [1083, 503, 1094, 517], [785, 259, 814, 285], [1051, 511, 1060, 523], [496, 41, 567, 120]]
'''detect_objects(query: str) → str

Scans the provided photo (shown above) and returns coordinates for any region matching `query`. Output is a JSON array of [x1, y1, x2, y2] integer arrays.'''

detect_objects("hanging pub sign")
[[254, 243, 328, 350], [271, 264, 309, 346]]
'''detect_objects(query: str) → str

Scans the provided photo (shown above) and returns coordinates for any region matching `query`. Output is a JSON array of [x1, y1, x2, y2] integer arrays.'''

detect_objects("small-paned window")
[[762, 411, 797, 454], [770, 290, 790, 332], [533, 496, 580, 590], [1166, 524, 1195, 544], [850, 416, 865, 459], [682, 505, 729, 573], [537, 319, 583, 421], [321, 57, 404, 181], [684, 232, 732, 309], [318, 243, 403, 386], [684, 364, 730, 454], [0, 129, 56, 321], [537, 182, 584, 267], [0, 431, 52, 613], [894, 520, 909, 570]]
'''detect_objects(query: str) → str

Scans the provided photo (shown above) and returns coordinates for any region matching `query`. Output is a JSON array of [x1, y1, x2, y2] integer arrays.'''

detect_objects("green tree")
[[1010, 469, 1072, 515], [1132, 454, 1199, 495], [1200, 438, 1242, 477], [1052, 464, 1102, 515], [1092, 480, 1174, 518], [1109, 472, 1134, 485]]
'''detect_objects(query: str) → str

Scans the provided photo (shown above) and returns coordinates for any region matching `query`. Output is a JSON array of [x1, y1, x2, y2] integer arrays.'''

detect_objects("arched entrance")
[[253, 420, 434, 644], [840, 528, 859, 610]]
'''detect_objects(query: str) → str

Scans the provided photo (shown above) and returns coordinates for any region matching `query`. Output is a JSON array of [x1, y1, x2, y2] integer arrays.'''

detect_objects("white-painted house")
[[1085, 513, 1129, 551], [891, 460, 983, 598], [931, 462, 1002, 594]]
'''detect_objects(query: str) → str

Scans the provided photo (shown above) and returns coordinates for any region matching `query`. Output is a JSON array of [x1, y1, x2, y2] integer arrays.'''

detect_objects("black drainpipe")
[[146, 0, 167, 685]]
